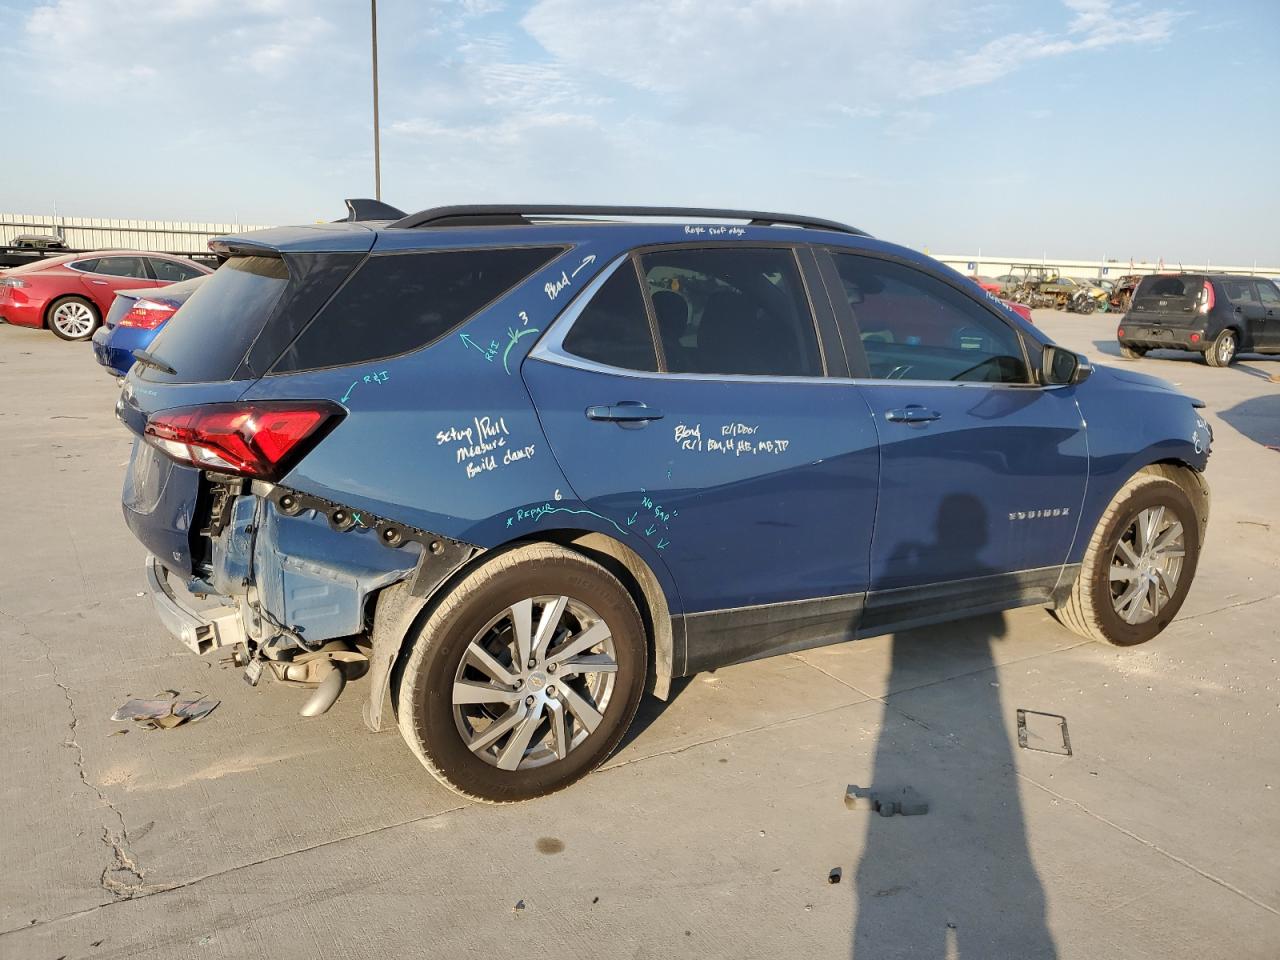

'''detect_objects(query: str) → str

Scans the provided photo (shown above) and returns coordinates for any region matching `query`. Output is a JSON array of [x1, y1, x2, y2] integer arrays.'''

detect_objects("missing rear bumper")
[[146, 555, 247, 655]]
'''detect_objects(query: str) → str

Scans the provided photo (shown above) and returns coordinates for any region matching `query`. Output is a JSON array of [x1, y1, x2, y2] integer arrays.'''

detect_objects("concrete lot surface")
[[1, 311, 1277, 960]]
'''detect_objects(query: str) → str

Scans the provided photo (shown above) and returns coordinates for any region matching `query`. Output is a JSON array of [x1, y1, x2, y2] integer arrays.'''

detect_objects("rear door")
[[1255, 279, 1280, 350], [818, 249, 1088, 633], [524, 244, 880, 672]]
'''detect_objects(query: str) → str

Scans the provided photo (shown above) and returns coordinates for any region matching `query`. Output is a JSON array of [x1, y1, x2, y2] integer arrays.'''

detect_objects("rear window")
[[146, 257, 288, 382], [1135, 275, 1203, 300], [273, 247, 564, 372]]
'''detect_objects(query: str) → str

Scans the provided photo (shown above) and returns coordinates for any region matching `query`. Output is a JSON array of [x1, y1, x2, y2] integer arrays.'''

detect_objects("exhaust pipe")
[[299, 661, 347, 718], [265, 641, 368, 717]]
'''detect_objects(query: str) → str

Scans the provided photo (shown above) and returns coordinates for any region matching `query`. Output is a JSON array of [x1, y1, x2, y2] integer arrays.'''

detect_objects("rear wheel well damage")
[[363, 530, 674, 734]]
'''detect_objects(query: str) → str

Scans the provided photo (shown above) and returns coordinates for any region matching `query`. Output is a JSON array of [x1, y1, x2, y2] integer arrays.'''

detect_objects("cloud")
[[520, 0, 1180, 111]]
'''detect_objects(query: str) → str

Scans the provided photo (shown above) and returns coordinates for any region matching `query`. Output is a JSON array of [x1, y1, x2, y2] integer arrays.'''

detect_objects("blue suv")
[[116, 203, 1211, 802]]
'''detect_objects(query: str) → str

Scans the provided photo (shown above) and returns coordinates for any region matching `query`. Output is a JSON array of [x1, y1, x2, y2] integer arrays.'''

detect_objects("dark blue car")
[[116, 203, 1212, 802], [92, 275, 208, 377]]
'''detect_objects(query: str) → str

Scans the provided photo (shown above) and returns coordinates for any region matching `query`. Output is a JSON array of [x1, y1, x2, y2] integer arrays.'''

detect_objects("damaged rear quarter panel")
[[214, 495, 424, 643], [235, 234, 688, 625]]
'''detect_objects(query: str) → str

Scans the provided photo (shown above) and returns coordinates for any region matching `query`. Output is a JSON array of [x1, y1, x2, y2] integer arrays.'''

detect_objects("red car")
[[0, 251, 211, 341], [1004, 299, 1033, 322], [969, 275, 1003, 296]]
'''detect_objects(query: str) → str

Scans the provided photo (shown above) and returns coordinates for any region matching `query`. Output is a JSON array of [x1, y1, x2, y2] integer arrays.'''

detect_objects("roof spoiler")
[[386, 204, 868, 236], [341, 198, 407, 222]]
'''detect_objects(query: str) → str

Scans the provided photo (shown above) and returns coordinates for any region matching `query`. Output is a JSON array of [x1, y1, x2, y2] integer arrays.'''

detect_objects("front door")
[[524, 245, 879, 673], [818, 249, 1089, 634]]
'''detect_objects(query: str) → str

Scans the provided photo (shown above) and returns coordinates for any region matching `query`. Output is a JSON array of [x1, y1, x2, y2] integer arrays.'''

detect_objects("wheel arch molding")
[[362, 528, 681, 734]]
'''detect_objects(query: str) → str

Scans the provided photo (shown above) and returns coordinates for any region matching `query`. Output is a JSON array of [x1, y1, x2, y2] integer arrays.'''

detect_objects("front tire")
[[47, 296, 100, 341], [1205, 329, 1236, 367], [397, 543, 647, 803], [1052, 474, 1201, 646]]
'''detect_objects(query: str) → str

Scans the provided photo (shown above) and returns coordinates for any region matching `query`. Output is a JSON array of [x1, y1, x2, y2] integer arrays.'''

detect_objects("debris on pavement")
[[513, 899, 526, 913], [111, 691, 219, 730], [1016, 708, 1073, 756], [845, 784, 929, 816], [828, 867, 842, 884]]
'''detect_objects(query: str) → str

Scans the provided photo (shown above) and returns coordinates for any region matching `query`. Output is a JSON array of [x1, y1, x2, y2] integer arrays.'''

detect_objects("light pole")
[[371, 0, 382, 201]]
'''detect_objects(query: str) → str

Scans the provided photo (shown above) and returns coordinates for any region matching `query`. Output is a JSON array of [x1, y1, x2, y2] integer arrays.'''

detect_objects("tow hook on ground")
[[844, 784, 929, 817]]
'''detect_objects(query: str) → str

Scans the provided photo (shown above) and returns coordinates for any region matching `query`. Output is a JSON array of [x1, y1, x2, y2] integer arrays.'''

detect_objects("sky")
[[0, 0, 1276, 264]]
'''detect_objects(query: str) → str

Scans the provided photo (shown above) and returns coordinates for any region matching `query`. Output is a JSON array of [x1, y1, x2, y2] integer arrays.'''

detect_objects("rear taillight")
[[1198, 280, 1214, 315], [1117, 327, 1126, 338], [119, 298, 178, 329], [0, 277, 28, 288], [144, 401, 342, 480]]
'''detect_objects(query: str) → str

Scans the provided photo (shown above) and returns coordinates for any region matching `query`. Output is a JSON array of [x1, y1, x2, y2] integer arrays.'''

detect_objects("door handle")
[[885, 406, 942, 424], [89, 279, 108, 285], [586, 401, 664, 426]]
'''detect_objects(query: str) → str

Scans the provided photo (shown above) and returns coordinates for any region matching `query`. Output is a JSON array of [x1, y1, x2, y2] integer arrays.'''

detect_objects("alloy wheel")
[[51, 301, 96, 338], [1109, 505, 1185, 625], [1217, 333, 1235, 365], [451, 595, 618, 771]]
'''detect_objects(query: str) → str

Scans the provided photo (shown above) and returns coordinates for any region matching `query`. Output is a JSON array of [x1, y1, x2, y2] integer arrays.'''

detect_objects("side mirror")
[[1041, 344, 1091, 386]]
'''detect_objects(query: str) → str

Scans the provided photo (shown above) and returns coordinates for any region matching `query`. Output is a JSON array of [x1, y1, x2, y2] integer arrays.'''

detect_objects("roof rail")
[[341, 198, 407, 222], [387, 204, 868, 236]]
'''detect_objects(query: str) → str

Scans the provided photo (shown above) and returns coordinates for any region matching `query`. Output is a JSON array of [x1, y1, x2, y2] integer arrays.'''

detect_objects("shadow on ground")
[[1091, 339, 1279, 381], [851, 494, 1057, 959], [1219, 394, 1280, 449]]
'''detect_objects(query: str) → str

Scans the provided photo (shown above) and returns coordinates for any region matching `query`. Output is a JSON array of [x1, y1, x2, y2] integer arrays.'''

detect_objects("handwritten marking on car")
[[502, 326, 540, 375], [340, 370, 390, 404], [544, 271, 572, 300], [674, 421, 789, 456]]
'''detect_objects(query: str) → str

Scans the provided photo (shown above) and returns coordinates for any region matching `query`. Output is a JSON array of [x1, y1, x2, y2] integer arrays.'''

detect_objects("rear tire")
[[397, 543, 647, 803], [1052, 474, 1200, 646], [1205, 329, 1236, 367], [1119, 345, 1146, 360], [47, 296, 100, 341]]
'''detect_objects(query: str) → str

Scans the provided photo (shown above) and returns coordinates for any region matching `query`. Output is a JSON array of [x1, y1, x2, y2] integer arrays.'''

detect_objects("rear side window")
[[146, 257, 289, 382], [69, 258, 100, 273], [276, 247, 563, 371], [1220, 278, 1259, 304], [149, 257, 204, 282], [637, 247, 821, 377], [562, 263, 658, 371]]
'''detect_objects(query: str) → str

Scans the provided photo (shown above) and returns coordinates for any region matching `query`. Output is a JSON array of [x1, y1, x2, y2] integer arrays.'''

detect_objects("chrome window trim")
[[530, 250, 836, 386], [534, 300, 1049, 390]]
